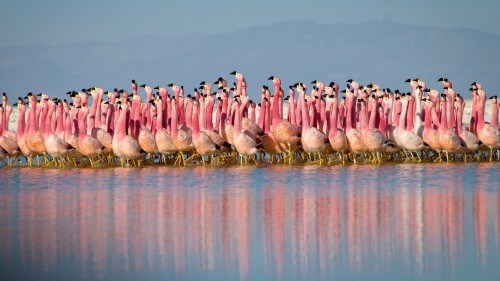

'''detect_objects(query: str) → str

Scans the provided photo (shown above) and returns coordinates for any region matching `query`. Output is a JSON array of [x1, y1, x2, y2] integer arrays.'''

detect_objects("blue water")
[[0, 163, 499, 281]]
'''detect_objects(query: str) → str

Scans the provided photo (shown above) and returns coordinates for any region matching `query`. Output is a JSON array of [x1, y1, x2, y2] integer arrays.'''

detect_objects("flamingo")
[[422, 99, 442, 160], [327, 96, 348, 163], [268, 76, 299, 162], [43, 99, 72, 166], [13, 99, 33, 165], [259, 98, 285, 161], [297, 87, 328, 163], [343, 87, 367, 163], [77, 106, 104, 166], [437, 95, 464, 162], [170, 98, 194, 165], [397, 95, 428, 161], [455, 96, 480, 160], [112, 103, 143, 165], [191, 100, 218, 165], [0, 105, 19, 163], [361, 96, 389, 163], [489, 95, 499, 129], [137, 85, 158, 157], [151, 99, 176, 163], [232, 100, 258, 164], [24, 93, 47, 160], [476, 89, 500, 161], [1, 93, 17, 142]]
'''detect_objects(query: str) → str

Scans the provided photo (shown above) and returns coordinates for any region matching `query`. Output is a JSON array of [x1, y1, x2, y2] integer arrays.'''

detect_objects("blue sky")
[[1, 0, 499, 46]]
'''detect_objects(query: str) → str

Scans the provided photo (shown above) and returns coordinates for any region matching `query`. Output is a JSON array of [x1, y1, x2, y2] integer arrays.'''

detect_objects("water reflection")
[[0, 164, 499, 280]]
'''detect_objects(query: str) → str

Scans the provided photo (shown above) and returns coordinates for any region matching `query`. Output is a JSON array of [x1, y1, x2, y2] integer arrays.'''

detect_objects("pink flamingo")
[[476, 89, 500, 161], [259, 98, 285, 160], [24, 93, 47, 158], [15, 99, 33, 164], [191, 100, 218, 164], [170, 98, 194, 165], [298, 88, 328, 162], [422, 99, 442, 160], [268, 76, 299, 162], [232, 100, 258, 164], [77, 106, 104, 166], [455, 96, 480, 160], [343, 88, 367, 163], [151, 98, 176, 163], [43, 99, 71, 166], [111, 103, 143, 165], [361, 96, 389, 163], [0, 105, 19, 163], [327, 96, 348, 163], [397, 95, 428, 161], [437, 95, 464, 162], [90, 88, 112, 152], [1, 93, 17, 142], [489, 96, 498, 129], [201, 94, 229, 151], [137, 85, 158, 156]]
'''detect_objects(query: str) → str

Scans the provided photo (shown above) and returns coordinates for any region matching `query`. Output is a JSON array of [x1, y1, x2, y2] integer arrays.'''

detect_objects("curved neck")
[[192, 104, 200, 134], [171, 101, 179, 138], [368, 102, 377, 130], [264, 102, 271, 134], [156, 103, 163, 135], [272, 84, 281, 122], [45, 106, 54, 136], [184, 101, 192, 129], [17, 108, 26, 137], [359, 103, 368, 131], [55, 105, 64, 135], [456, 104, 464, 133], [491, 101, 499, 128], [329, 102, 339, 136], [199, 101, 207, 131], [399, 101, 408, 130], [78, 111, 87, 139], [233, 104, 241, 135], [439, 101, 447, 131], [206, 98, 215, 130], [301, 96, 311, 131]]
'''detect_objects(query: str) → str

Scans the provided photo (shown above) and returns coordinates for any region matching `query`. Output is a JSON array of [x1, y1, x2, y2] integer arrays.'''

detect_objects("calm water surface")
[[0, 163, 499, 281]]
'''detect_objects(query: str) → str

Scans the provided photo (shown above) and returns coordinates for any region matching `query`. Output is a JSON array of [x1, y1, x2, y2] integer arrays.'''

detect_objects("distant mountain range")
[[1, 20, 499, 101]]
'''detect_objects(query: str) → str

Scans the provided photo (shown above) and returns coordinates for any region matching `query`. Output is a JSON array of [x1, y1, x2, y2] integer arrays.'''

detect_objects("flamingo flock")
[[0, 74, 499, 167]]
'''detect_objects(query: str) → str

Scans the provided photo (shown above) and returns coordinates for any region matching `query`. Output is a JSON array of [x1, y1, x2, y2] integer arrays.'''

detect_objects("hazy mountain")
[[1, 20, 499, 100]]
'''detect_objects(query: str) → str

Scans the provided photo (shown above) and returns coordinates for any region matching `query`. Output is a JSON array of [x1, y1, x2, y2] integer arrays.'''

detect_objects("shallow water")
[[0, 163, 499, 281]]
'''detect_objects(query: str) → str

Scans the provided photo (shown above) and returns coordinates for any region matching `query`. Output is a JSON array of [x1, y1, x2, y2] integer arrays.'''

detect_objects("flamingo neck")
[[369, 102, 377, 130], [55, 105, 64, 135], [171, 102, 179, 138], [264, 102, 271, 134], [456, 104, 464, 133], [329, 102, 339, 137], [155, 104, 163, 135], [406, 97, 415, 131], [233, 105, 241, 136], [272, 84, 281, 122], [289, 98, 297, 128], [206, 98, 215, 131], [17, 108, 26, 137], [301, 96, 311, 131], [439, 101, 447, 131], [491, 101, 499, 128], [359, 103, 368, 132], [45, 106, 54, 137], [399, 101, 408, 131], [78, 111, 87, 139], [192, 105, 200, 135]]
